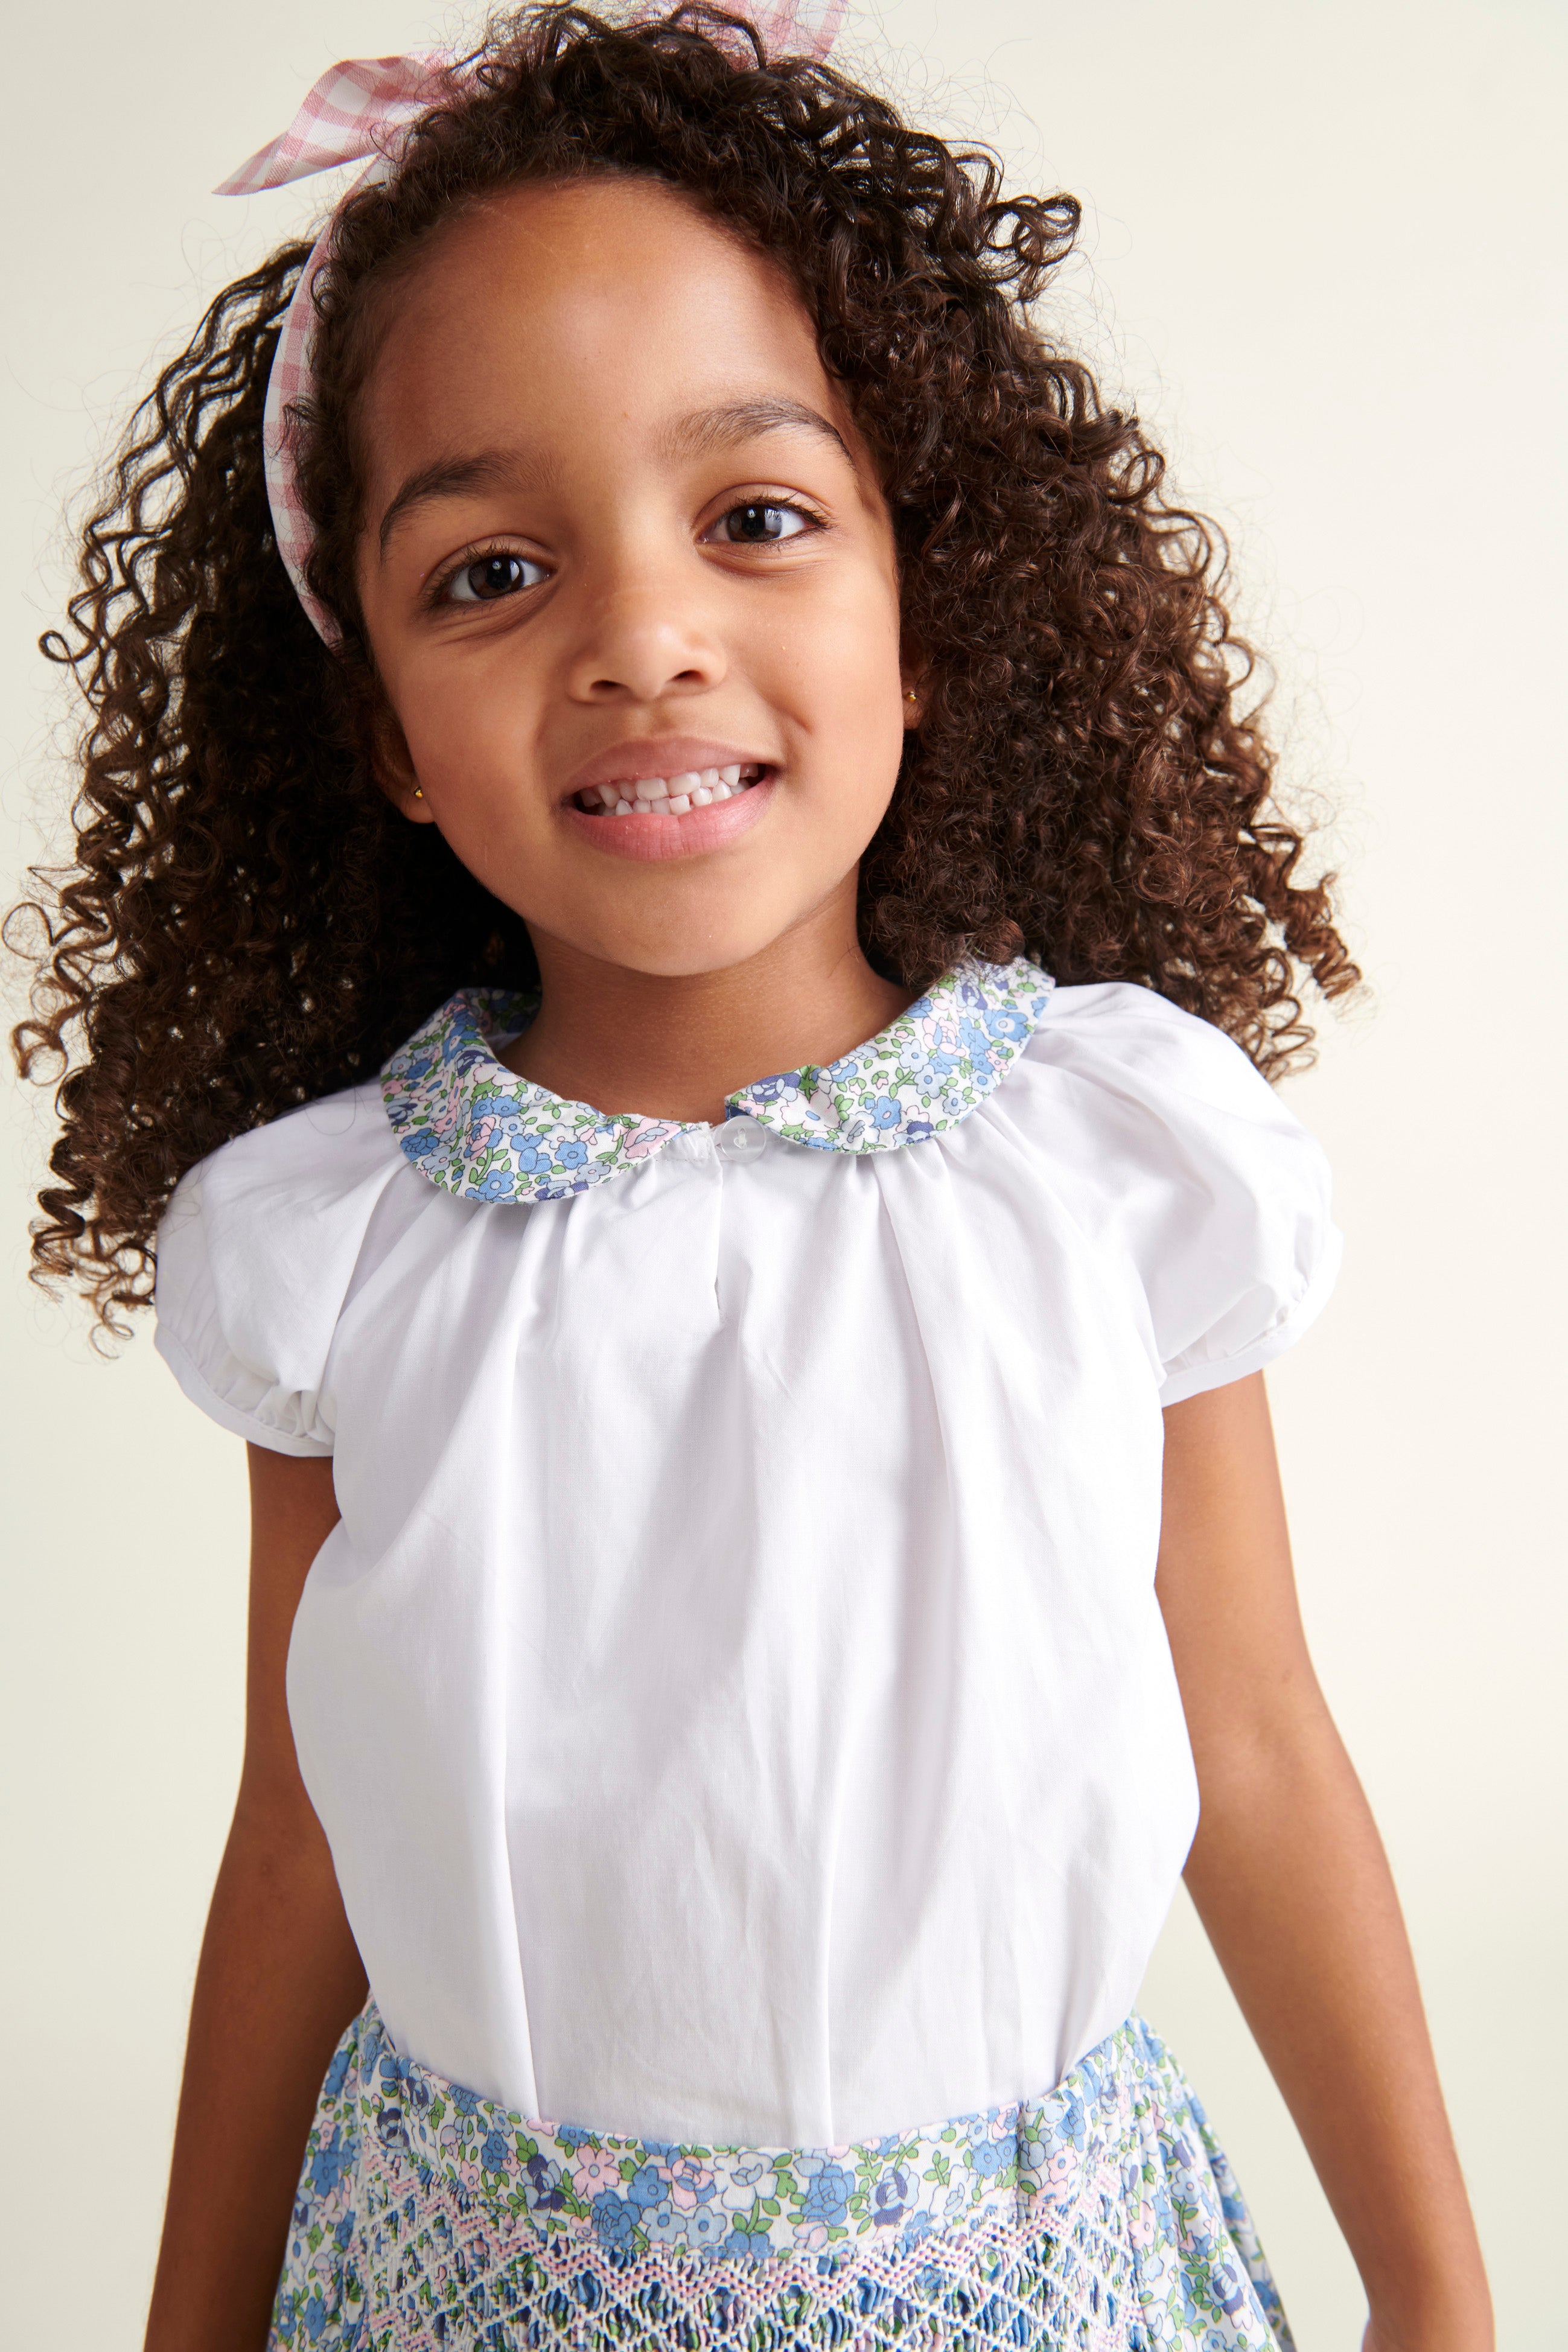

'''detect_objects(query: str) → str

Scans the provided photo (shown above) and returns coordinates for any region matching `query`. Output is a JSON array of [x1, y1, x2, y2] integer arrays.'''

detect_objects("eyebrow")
[[377, 397, 855, 558], [378, 450, 550, 557], [656, 398, 853, 465]]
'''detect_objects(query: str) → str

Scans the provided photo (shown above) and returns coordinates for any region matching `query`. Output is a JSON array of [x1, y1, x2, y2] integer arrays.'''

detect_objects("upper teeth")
[[580, 764, 759, 816]]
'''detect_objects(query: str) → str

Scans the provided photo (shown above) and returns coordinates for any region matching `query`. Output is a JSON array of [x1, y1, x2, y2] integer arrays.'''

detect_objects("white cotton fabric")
[[154, 979, 1337, 2144]]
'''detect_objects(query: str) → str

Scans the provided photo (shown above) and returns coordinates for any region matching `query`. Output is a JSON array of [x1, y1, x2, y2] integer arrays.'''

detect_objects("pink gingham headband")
[[215, 54, 469, 642], [216, 7, 847, 644]]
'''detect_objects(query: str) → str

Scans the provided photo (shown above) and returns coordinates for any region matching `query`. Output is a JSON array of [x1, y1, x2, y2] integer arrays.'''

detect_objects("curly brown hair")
[[8, 2, 1357, 1334]]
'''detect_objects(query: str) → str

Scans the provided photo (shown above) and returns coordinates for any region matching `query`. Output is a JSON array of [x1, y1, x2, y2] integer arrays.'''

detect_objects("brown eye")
[[717, 503, 809, 544], [445, 552, 547, 604]]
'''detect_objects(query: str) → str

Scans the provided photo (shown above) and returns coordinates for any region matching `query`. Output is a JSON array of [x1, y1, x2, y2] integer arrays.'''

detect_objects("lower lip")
[[562, 775, 777, 862]]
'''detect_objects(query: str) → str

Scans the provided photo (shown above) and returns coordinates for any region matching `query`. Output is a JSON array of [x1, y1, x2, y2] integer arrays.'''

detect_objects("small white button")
[[716, 1115, 767, 1162]]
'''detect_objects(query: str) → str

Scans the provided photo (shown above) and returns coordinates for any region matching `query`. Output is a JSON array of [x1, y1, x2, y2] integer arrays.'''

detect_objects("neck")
[[503, 885, 911, 1124]]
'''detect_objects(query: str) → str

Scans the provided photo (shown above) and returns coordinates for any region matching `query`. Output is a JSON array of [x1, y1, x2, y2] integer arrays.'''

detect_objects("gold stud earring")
[[413, 787, 424, 800]]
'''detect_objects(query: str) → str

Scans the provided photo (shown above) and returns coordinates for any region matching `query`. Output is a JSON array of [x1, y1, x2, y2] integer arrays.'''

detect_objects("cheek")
[[776, 557, 905, 756], [812, 582, 906, 803], [817, 554, 901, 680], [394, 655, 538, 801]]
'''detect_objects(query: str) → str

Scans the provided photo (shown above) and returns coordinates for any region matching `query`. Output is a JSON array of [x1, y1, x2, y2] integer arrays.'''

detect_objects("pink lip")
[[560, 736, 775, 801], [565, 773, 777, 861]]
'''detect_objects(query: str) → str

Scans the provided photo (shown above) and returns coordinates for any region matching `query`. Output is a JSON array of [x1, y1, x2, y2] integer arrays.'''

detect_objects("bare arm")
[[1157, 1374, 1490, 2352], [144, 1447, 367, 2352]]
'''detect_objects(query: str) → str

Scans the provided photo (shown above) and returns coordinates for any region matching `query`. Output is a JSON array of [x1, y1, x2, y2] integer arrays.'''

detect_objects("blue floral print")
[[379, 958, 1057, 1207], [269, 2004, 1293, 2351], [307, 2126, 349, 2201]]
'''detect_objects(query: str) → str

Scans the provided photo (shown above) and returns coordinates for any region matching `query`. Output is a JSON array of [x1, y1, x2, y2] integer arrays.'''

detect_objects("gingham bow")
[[215, 54, 464, 639], [214, 54, 453, 196], [216, 4, 848, 203], [218, 7, 847, 641], [718, 0, 846, 59]]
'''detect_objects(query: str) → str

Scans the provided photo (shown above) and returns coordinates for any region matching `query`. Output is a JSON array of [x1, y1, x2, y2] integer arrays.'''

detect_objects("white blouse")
[[154, 960, 1337, 2146]]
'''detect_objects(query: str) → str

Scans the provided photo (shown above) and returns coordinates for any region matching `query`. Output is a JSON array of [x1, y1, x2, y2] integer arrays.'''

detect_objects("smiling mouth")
[[573, 762, 768, 817]]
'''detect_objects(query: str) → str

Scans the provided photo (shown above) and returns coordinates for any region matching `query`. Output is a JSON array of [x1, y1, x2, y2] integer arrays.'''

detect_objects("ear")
[[369, 698, 437, 825], [899, 654, 929, 729]]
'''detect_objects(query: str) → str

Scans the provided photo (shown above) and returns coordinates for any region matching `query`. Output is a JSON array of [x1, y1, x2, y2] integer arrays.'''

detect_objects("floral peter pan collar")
[[380, 956, 1055, 1206]]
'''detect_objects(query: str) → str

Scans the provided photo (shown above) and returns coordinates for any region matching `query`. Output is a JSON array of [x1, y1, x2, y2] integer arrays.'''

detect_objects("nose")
[[564, 572, 728, 706]]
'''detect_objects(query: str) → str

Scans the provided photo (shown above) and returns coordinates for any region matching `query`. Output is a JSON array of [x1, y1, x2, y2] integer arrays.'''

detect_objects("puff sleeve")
[[153, 1083, 408, 1455], [998, 981, 1340, 1403]]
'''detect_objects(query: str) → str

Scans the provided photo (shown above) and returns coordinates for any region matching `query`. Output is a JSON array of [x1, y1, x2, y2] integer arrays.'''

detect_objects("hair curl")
[[9, 3, 1357, 1334]]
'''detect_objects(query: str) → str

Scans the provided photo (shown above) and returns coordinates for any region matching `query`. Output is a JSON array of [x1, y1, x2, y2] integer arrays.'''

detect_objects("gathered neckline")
[[379, 956, 1055, 1206]]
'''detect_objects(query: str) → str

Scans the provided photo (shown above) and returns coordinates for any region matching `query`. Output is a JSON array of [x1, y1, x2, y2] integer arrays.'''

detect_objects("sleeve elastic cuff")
[[153, 1322, 334, 1458], [1158, 1223, 1343, 1409]]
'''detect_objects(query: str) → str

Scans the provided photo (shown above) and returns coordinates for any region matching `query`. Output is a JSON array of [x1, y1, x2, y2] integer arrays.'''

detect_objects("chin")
[[591, 928, 786, 981]]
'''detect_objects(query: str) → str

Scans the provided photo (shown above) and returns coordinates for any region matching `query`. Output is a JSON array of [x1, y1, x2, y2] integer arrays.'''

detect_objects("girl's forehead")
[[357, 176, 848, 491]]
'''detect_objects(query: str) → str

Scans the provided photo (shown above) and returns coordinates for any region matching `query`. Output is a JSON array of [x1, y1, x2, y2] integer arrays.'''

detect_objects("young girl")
[[12, 6, 1491, 2347]]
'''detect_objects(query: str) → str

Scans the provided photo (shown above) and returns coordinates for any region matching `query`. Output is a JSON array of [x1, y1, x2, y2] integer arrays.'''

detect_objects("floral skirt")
[[269, 2005, 1293, 2351]]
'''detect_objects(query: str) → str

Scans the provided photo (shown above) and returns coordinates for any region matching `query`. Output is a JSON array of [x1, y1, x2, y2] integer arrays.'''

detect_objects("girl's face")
[[354, 176, 911, 981]]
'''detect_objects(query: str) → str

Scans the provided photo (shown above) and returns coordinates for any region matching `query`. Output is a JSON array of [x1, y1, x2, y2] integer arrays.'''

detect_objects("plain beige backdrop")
[[3, 2, 1564, 2342]]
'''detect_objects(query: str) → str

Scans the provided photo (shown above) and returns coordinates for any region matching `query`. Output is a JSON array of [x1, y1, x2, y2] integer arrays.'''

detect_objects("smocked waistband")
[[274, 2003, 1295, 2350], [337, 2006, 1160, 2263]]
